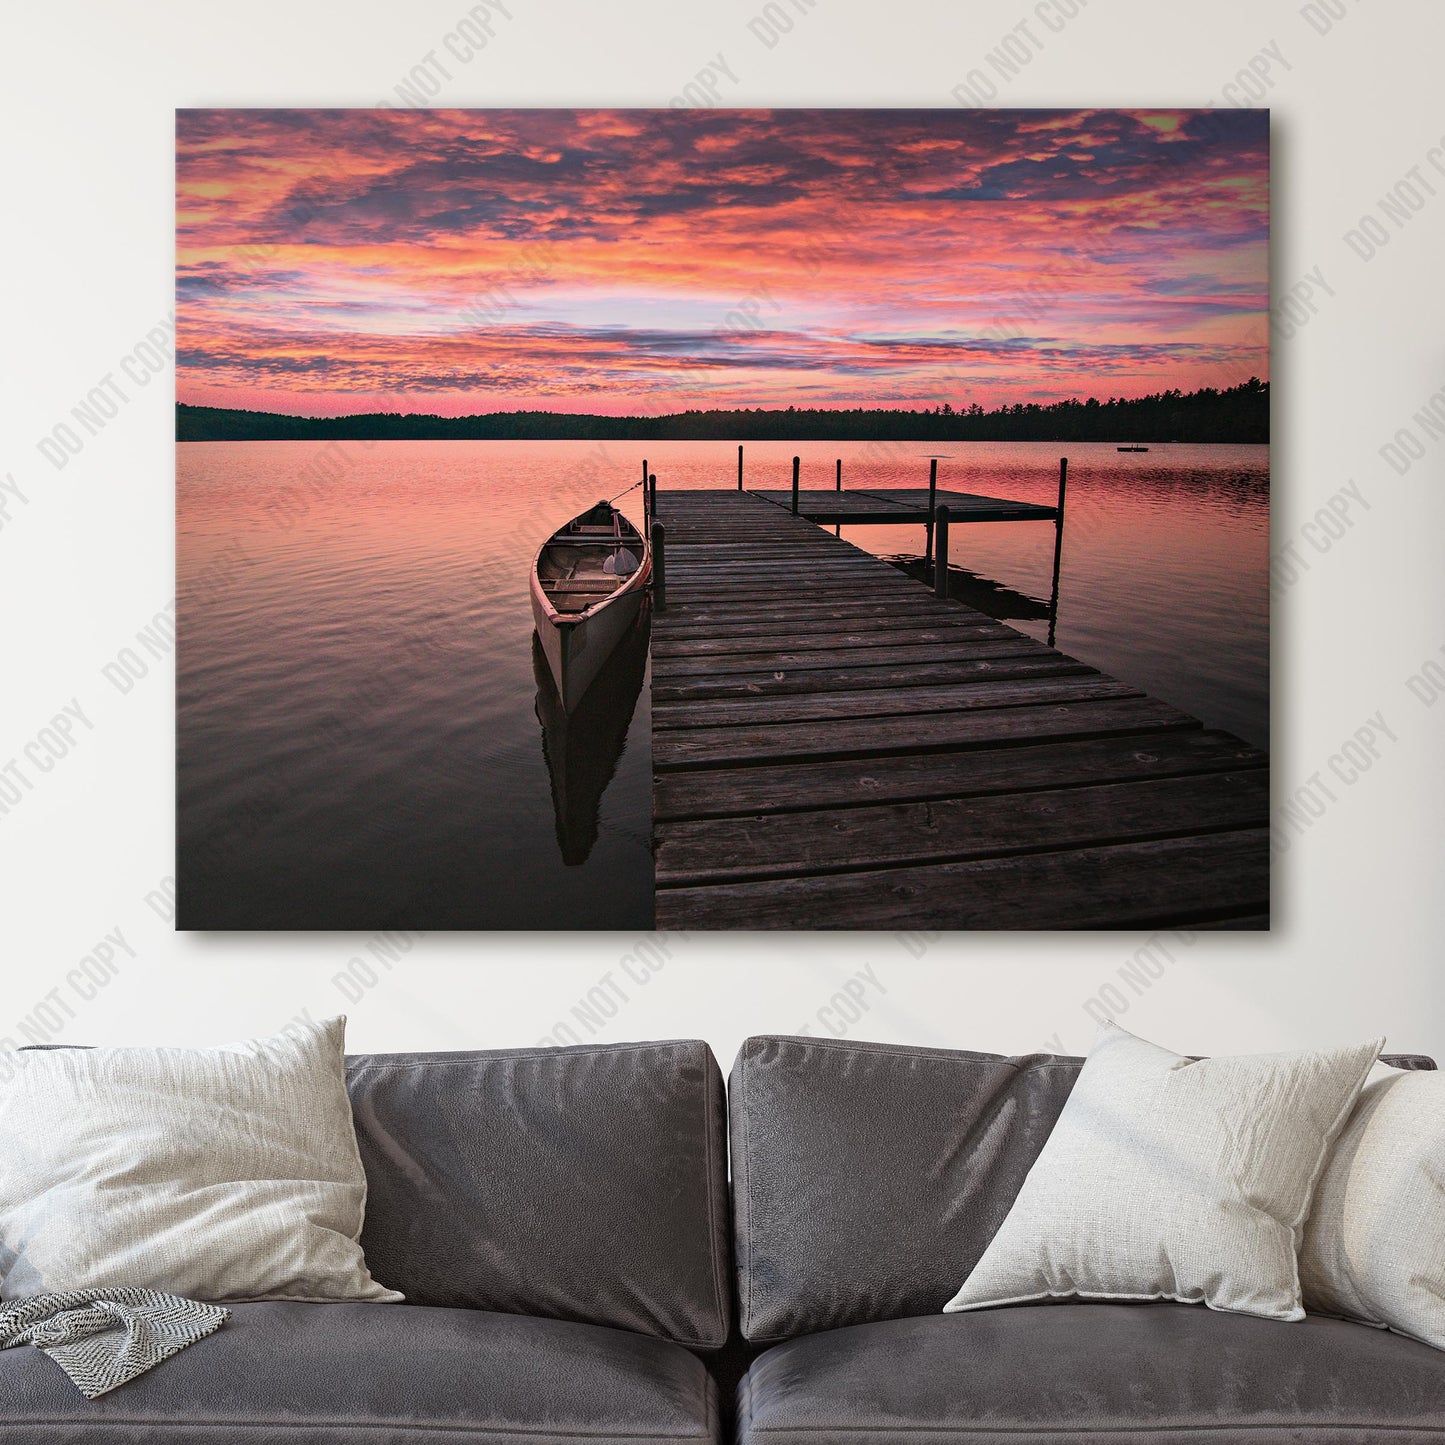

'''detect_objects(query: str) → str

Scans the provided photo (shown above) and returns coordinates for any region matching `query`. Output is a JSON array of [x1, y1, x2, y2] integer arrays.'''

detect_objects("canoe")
[[530, 500, 652, 711], [532, 613, 649, 865]]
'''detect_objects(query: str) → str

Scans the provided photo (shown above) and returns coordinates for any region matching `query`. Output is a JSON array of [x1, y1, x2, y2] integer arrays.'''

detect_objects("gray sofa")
[[729, 1035, 1445, 1445], [1, 1035, 1442, 1443], [0, 1040, 731, 1444]]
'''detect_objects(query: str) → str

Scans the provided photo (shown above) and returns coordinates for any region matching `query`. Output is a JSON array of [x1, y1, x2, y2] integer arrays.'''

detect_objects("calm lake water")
[[176, 439, 1268, 930]]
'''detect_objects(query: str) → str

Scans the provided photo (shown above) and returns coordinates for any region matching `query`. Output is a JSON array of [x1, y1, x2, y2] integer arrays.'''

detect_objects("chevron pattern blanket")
[[0, 1289, 230, 1397]]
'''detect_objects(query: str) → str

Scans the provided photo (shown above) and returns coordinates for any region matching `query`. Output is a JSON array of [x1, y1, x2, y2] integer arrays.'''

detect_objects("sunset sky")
[[175, 108, 1269, 417]]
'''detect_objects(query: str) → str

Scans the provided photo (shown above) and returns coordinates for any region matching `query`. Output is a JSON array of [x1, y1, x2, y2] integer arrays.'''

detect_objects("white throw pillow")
[[1300, 1063, 1445, 1346], [0, 1016, 401, 1303], [944, 1021, 1382, 1321]]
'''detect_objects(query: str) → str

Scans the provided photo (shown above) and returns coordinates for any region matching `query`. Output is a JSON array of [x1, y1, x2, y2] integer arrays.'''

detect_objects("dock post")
[[924, 457, 938, 565], [651, 522, 666, 611], [791, 455, 800, 515], [647, 472, 657, 526], [738, 444, 744, 491], [1048, 456, 1068, 646], [835, 457, 842, 534], [642, 458, 649, 528], [934, 506, 951, 599]]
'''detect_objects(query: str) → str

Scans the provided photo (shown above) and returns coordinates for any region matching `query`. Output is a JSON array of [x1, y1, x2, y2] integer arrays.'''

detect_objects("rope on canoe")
[[607, 478, 644, 503]]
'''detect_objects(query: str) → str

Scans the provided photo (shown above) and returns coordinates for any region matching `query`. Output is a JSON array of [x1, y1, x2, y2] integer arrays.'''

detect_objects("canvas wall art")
[[176, 107, 1269, 930]]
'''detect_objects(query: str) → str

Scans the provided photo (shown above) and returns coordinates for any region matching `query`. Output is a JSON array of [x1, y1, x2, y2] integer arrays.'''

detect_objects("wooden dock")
[[751, 487, 1056, 526], [648, 489, 1269, 930]]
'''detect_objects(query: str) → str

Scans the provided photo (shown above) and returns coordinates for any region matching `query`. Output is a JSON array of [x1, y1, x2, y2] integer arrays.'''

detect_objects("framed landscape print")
[[176, 107, 1269, 930]]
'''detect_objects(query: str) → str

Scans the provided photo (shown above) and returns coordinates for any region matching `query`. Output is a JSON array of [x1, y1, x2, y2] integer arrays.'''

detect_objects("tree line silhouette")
[[177, 378, 1268, 444]]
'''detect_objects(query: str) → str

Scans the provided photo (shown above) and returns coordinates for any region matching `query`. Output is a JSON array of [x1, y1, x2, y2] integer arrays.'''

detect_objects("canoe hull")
[[531, 581, 646, 712], [530, 502, 652, 712]]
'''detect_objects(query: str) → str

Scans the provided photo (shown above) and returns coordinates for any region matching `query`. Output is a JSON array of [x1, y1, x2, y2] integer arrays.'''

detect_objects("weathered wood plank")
[[665, 579, 905, 599], [664, 573, 921, 598], [666, 576, 905, 594], [656, 770, 1269, 885], [653, 696, 1200, 770], [653, 623, 1016, 659], [660, 590, 992, 621], [657, 635, 1049, 672], [665, 549, 911, 567], [749, 488, 1057, 525], [760, 485, 1053, 509], [660, 610, 1009, 643], [664, 549, 878, 566], [852, 487, 1054, 511], [652, 654, 1087, 703], [654, 830, 1270, 930], [654, 675, 1136, 730], [659, 602, 988, 633], [664, 543, 849, 557], [668, 544, 873, 556], [652, 728, 1268, 821], [662, 585, 925, 607], [671, 556, 893, 573]]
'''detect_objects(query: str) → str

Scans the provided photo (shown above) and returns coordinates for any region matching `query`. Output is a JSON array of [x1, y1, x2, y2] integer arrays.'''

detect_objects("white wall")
[[4, 0, 1443, 1069]]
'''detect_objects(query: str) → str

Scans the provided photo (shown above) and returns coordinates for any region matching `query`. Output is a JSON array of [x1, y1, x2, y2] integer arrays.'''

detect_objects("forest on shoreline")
[[177, 378, 1269, 444]]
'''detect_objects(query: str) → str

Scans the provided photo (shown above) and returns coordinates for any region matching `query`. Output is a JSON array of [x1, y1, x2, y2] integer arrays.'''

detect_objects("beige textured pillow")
[[0, 1016, 401, 1303], [944, 1021, 1382, 1321], [1300, 1064, 1445, 1346]]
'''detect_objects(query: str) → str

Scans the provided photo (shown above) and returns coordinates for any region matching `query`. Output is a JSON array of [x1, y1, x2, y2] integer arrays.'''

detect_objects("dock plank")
[[651, 654, 1089, 703], [662, 598, 987, 628], [652, 696, 1199, 770], [665, 573, 922, 596], [655, 639, 1053, 678], [655, 771, 1269, 885], [653, 675, 1138, 730], [652, 728, 1268, 821], [749, 487, 1058, 525], [654, 830, 1270, 929], [654, 620, 1015, 657]]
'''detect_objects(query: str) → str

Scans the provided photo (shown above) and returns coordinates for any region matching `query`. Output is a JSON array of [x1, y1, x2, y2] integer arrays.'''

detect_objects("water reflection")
[[532, 610, 651, 866], [886, 557, 1052, 622]]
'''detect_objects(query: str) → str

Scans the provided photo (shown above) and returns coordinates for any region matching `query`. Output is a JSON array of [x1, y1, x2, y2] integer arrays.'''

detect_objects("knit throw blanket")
[[0, 1289, 230, 1397]]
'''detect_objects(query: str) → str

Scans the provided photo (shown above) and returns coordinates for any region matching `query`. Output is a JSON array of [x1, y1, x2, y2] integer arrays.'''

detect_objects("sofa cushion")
[[347, 1041, 730, 1347], [0, 1301, 719, 1444], [730, 1034, 1435, 1343], [730, 1035, 1079, 1342], [737, 1304, 1445, 1444]]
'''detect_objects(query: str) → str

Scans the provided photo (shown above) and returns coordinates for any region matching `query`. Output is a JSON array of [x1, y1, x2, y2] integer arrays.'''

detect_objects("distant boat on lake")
[[1117, 444, 1150, 452], [530, 501, 651, 710]]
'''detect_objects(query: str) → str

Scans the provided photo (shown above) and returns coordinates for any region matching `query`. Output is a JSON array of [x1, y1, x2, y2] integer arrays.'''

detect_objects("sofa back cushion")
[[347, 1040, 729, 1348], [729, 1034, 1435, 1343]]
